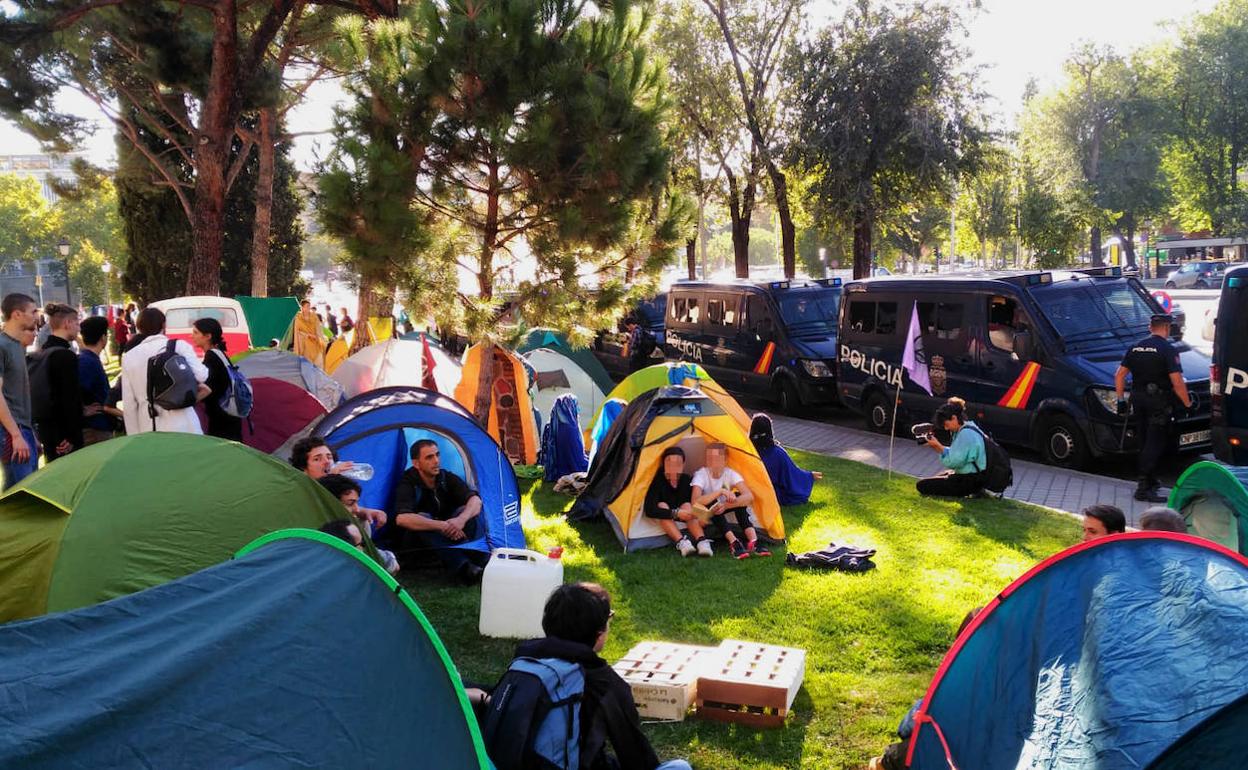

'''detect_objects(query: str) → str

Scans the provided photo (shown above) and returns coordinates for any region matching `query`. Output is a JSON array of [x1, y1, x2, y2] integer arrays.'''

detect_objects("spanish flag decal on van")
[[997, 362, 1041, 409], [752, 342, 776, 375]]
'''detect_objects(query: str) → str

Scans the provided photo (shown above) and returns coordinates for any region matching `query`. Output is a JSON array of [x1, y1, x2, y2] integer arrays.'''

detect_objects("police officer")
[[1114, 314, 1192, 503]]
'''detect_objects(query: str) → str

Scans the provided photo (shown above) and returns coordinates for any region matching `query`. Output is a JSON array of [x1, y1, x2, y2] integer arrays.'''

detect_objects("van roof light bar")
[[1025, 272, 1053, 286]]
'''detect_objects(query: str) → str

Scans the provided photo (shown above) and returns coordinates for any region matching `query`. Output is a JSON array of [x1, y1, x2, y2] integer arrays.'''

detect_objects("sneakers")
[[747, 539, 771, 557], [676, 537, 695, 557], [731, 540, 750, 560], [696, 538, 714, 557]]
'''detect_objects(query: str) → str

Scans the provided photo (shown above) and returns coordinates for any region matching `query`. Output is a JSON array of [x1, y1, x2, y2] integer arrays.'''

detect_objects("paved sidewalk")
[[772, 415, 1160, 527]]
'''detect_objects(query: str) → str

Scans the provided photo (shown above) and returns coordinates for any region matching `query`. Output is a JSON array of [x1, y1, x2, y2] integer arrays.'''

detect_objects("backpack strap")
[[963, 425, 988, 474]]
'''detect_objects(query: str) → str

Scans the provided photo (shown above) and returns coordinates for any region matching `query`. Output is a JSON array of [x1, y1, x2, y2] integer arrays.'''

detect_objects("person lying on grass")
[[692, 442, 771, 560], [643, 446, 711, 558]]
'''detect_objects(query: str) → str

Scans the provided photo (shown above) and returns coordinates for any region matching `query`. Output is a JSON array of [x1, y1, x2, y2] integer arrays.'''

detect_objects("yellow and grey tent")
[[570, 386, 783, 551]]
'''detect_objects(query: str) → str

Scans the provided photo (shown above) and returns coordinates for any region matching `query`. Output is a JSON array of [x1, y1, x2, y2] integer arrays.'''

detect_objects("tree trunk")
[[1118, 212, 1136, 268], [685, 238, 696, 281], [697, 192, 707, 280], [249, 106, 276, 297], [852, 209, 873, 280], [186, 0, 242, 296], [473, 343, 496, 429], [724, 163, 755, 280], [1090, 225, 1102, 267], [765, 163, 796, 279], [352, 278, 394, 353]]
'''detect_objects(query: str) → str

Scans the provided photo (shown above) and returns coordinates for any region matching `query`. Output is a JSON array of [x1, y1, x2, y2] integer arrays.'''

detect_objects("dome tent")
[[0, 434, 346, 622], [516, 328, 615, 395], [455, 342, 541, 465], [905, 533, 1248, 770], [235, 349, 346, 454], [0, 530, 489, 769], [590, 362, 751, 433], [315, 387, 525, 557], [523, 346, 607, 432], [570, 386, 783, 551], [333, 337, 462, 398], [1167, 460, 1248, 554]]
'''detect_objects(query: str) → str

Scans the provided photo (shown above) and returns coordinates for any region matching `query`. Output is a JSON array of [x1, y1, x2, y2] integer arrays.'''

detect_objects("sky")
[[0, 0, 1223, 171]]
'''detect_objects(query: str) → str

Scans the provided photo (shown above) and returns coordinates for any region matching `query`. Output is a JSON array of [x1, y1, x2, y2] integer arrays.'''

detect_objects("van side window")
[[987, 296, 1025, 352], [917, 302, 964, 340], [671, 295, 701, 325], [849, 301, 876, 333], [876, 302, 898, 335], [706, 297, 737, 329]]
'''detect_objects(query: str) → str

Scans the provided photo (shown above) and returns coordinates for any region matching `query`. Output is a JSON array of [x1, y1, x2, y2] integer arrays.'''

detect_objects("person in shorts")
[[691, 442, 770, 559]]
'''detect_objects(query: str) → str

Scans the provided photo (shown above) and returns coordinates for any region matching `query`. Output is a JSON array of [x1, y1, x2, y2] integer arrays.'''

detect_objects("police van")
[[837, 270, 1213, 469], [663, 278, 842, 413], [1212, 264, 1248, 465], [592, 294, 667, 379]]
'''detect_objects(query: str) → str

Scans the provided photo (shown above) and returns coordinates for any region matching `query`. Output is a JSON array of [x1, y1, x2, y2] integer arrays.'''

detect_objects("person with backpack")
[[29, 304, 84, 461], [478, 582, 692, 770], [191, 318, 244, 441], [915, 397, 991, 498], [121, 307, 210, 435]]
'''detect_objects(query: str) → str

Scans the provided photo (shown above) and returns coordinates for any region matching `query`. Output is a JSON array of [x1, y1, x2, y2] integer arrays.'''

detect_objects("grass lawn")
[[408, 449, 1079, 770]]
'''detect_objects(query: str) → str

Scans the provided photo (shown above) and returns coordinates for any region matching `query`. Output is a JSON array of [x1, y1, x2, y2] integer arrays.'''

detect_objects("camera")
[[911, 422, 935, 445]]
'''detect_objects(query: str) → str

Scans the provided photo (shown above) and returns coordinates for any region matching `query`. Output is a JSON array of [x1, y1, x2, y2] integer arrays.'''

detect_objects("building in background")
[[0, 153, 83, 204]]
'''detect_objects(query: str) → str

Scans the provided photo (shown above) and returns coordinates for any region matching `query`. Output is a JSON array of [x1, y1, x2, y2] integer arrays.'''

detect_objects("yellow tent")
[[323, 336, 350, 375], [455, 343, 539, 465], [573, 386, 783, 551]]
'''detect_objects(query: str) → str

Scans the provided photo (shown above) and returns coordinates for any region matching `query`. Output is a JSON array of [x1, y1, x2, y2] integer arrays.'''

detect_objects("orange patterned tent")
[[455, 343, 539, 465]]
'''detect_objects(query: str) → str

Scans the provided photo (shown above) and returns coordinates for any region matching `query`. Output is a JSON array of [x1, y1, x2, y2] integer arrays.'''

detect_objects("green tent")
[[0, 433, 347, 622], [1169, 461, 1248, 554], [516, 328, 616, 394], [235, 295, 300, 348]]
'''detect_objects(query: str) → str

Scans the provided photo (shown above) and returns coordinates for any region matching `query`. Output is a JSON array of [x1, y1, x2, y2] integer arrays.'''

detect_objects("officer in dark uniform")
[[1115, 314, 1192, 503]]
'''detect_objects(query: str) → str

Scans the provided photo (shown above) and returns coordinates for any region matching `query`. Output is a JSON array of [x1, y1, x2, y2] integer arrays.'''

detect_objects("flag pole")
[[888, 378, 903, 479]]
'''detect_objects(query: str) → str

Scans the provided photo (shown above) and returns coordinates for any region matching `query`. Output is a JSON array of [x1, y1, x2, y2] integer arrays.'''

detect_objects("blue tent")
[[0, 530, 489, 768], [906, 533, 1248, 770], [587, 398, 626, 465], [540, 393, 588, 482], [315, 386, 525, 555]]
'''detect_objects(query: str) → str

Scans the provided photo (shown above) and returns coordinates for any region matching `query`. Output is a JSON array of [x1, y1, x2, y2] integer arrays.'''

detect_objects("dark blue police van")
[[837, 270, 1213, 469], [1212, 264, 1248, 465], [663, 278, 842, 412]]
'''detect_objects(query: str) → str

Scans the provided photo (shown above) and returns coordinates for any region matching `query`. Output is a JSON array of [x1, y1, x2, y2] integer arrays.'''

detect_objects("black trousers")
[[916, 470, 986, 498], [392, 509, 488, 574], [712, 506, 754, 541], [1131, 391, 1172, 489]]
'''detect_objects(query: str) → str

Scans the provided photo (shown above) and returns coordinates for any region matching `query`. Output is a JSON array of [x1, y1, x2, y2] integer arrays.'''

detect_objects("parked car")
[[1165, 261, 1227, 290]]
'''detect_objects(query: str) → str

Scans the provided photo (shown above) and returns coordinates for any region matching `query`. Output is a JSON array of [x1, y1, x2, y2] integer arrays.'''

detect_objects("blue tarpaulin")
[[540, 393, 588, 482], [907, 533, 1248, 770], [0, 530, 489, 769]]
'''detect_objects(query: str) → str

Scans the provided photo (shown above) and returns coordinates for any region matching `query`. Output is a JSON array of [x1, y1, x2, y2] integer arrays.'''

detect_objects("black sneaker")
[[731, 540, 750, 560], [747, 540, 771, 557]]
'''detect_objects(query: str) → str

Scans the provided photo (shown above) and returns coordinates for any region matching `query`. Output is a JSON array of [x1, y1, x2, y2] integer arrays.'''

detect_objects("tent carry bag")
[[482, 656, 584, 770], [147, 340, 199, 430]]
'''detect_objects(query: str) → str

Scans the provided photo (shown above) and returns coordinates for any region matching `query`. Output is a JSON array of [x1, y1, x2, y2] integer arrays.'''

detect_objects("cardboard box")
[[613, 641, 719, 722], [695, 639, 806, 728]]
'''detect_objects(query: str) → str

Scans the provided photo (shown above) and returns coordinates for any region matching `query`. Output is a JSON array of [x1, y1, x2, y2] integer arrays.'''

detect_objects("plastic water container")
[[479, 547, 565, 639]]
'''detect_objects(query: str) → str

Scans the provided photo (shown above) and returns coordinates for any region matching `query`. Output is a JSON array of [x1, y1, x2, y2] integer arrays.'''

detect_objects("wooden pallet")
[[695, 639, 806, 728], [612, 641, 719, 721]]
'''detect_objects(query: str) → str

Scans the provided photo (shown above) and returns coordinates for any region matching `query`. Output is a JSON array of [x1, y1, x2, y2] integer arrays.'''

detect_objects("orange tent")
[[455, 343, 539, 465]]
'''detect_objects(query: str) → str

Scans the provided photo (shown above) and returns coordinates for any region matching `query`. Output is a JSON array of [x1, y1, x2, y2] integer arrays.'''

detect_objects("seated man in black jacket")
[[472, 583, 693, 770], [391, 438, 489, 584]]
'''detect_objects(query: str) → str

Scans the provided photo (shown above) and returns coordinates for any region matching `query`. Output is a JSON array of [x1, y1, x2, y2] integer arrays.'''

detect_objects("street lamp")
[[102, 261, 112, 318], [56, 236, 72, 305], [1141, 219, 1153, 280]]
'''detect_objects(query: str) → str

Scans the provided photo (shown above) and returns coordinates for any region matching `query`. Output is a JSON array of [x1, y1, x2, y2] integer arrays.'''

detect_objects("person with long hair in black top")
[[192, 318, 243, 441]]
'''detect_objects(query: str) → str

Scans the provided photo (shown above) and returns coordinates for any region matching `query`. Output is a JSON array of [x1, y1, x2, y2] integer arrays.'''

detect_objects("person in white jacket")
[[122, 307, 210, 435]]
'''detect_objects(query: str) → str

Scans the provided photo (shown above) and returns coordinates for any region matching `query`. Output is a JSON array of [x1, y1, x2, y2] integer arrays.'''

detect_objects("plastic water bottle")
[[339, 463, 374, 481]]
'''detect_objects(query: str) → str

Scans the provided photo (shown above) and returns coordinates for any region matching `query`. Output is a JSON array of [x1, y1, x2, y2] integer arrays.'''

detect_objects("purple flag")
[[902, 300, 932, 395]]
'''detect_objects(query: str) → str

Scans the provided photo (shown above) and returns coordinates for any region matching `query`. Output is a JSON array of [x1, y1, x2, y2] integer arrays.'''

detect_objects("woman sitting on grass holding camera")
[[915, 397, 988, 498]]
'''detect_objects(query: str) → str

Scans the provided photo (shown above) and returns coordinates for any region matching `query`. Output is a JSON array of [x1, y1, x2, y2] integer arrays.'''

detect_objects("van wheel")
[[1040, 415, 1088, 469], [863, 390, 896, 435], [777, 380, 802, 416], [1164, 281, 1176, 289]]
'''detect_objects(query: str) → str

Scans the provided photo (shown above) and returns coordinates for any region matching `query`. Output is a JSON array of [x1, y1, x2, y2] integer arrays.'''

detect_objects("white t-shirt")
[[691, 466, 745, 497]]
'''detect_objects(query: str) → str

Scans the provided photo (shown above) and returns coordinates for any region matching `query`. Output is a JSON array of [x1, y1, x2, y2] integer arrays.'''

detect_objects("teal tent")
[[0, 530, 490, 768], [517, 328, 615, 394], [235, 295, 300, 347]]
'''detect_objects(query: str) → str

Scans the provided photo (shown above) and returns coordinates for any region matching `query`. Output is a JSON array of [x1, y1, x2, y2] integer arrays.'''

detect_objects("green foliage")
[[415, 450, 1078, 769], [883, 201, 948, 269], [0, 174, 55, 265], [707, 227, 776, 268], [54, 170, 127, 305], [789, 1, 988, 276]]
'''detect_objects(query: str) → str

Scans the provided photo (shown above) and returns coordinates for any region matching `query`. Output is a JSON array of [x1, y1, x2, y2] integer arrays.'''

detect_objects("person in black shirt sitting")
[[643, 446, 711, 558], [391, 439, 489, 584]]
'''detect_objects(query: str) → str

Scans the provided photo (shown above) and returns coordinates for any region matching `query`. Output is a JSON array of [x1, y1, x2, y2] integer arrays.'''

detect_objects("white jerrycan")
[[478, 547, 565, 639]]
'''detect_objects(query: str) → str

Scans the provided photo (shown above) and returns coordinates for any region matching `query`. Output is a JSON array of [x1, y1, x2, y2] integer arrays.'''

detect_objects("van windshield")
[[1030, 279, 1153, 344], [776, 288, 841, 337]]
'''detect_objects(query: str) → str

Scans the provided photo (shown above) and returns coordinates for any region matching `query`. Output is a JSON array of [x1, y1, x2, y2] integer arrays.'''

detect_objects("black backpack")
[[966, 425, 1014, 494], [635, 328, 658, 358], [482, 657, 584, 770], [146, 339, 199, 429]]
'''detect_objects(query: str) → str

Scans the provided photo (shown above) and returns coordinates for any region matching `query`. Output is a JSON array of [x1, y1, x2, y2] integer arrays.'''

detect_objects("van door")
[[666, 291, 706, 366], [703, 292, 745, 385], [737, 291, 775, 393], [912, 297, 977, 420], [973, 293, 1039, 444]]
